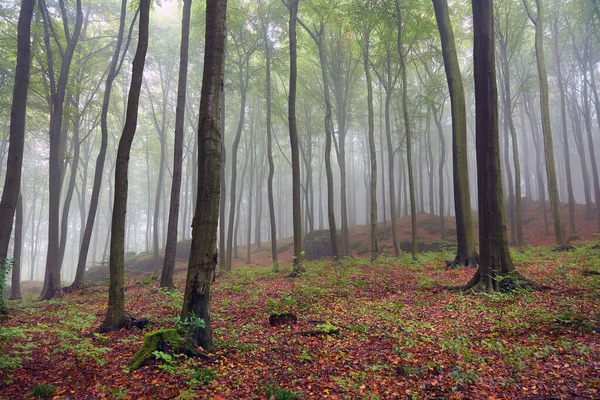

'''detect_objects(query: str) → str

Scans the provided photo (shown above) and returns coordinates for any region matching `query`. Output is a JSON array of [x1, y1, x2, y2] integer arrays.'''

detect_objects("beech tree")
[[432, 0, 478, 268], [180, 0, 227, 351], [465, 0, 532, 292], [100, 0, 150, 332], [0, 0, 34, 311]]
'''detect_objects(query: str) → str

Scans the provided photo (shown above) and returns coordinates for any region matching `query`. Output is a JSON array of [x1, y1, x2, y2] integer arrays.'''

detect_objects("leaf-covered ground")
[[2, 245, 599, 399]]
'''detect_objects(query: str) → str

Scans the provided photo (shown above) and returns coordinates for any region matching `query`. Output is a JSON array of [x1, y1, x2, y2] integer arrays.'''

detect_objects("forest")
[[0, 0, 599, 398]]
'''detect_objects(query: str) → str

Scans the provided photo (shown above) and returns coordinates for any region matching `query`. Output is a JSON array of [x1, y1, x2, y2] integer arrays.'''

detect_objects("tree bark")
[[0, 0, 34, 278], [523, 0, 566, 248], [161, 0, 192, 288], [10, 193, 23, 300], [433, 0, 478, 267], [287, 0, 304, 273], [262, 23, 277, 264], [465, 0, 522, 293], [180, 0, 227, 351], [551, 16, 576, 236], [99, 0, 150, 331], [72, 0, 135, 290], [40, 0, 83, 299]]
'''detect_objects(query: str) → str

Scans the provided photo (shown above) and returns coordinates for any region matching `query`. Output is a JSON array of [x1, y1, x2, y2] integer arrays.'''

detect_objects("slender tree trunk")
[[263, 26, 277, 264], [551, 17, 575, 236], [361, 25, 378, 261], [99, 0, 150, 331], [72, 0, 134, 289], [246, 133, 255, 264], [567, 87, 592, 213], [400, 60, 417, 259], [225, 76, 247, 270], [385, 89, 399, 256], [287, 0, 304, 273], [432, 106, 446, 241], [379, 84, 386, 226], [40, 0, 83, 300], [586, 56, 600, 232], [524, 0, 566, 247], [161, 0, 192, 288], [524, 93, 549, 234]]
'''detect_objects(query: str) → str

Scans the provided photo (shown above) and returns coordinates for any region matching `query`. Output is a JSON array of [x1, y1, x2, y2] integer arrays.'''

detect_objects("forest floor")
[[2, 244, 600, 399]]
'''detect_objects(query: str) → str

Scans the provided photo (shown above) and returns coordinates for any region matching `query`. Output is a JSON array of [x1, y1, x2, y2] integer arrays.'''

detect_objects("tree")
[[465, 0, 531, 292], [523, 0, 567, 249], [161, 0, 192, 288], [495, 0, 526, 247], [225, 5, 259, 270], [296, 2, 340, 261], [358, 11, 379, 261], [99, 0, 150, 332], [71, 0, 138, 290], [432, 0, 479, 268], [39, 0, 83, 300], [284, 0, 304, 274], [258, 0, 278, 265], [180, 0, 227, 351], [0, 0, 34, 290]]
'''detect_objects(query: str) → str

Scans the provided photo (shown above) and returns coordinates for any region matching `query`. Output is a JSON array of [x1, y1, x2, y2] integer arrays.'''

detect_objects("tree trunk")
[[586, 55, 600, 232], [551, 17, 575, 236], [432, 105, 446, 241], [524, 0, 566, 248], [72, 0, 134, 290], [465, 0, 522, 293], [567, 87, 592, 213], [287, 0, 304, 273], [180, 0, 226, 351], [99, 0, 150, 331], [0, 0, 34, 277], [161, 0, 192, 288], [40, 0, 83, 300], [497, 38, 524, 247], [523, 93, 549, 234], [225, 67, 248, 270], [10, 193, 23, 300]]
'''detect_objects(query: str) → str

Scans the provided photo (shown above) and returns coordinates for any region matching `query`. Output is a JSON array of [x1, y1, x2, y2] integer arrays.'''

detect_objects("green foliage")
[[176, 312, 206, 336], [188, 368, 217, 387], [314, 322, 340, 334], [30, 384, 56, 398], [265, 383, 301, 400]]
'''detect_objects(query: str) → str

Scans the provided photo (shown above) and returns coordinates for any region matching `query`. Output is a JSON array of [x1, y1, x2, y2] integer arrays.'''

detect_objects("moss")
[[130, 329, 197, 371]]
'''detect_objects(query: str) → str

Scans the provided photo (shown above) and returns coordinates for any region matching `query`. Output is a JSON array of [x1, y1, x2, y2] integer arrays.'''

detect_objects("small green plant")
[[315, 322, 340, 334], [30, 384, 56, 398], [176, 312, 206, 335], [265, 383, 301, 400], [188, 367, 217, 387]]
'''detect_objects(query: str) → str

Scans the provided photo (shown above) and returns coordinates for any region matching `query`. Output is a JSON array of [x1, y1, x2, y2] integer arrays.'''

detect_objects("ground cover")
[[1, 245, 599, 399]]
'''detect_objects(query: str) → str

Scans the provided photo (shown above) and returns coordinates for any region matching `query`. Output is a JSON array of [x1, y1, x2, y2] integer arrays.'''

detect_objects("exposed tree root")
[[462, 270, 547, 294], [445, 254, 479, 270]]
